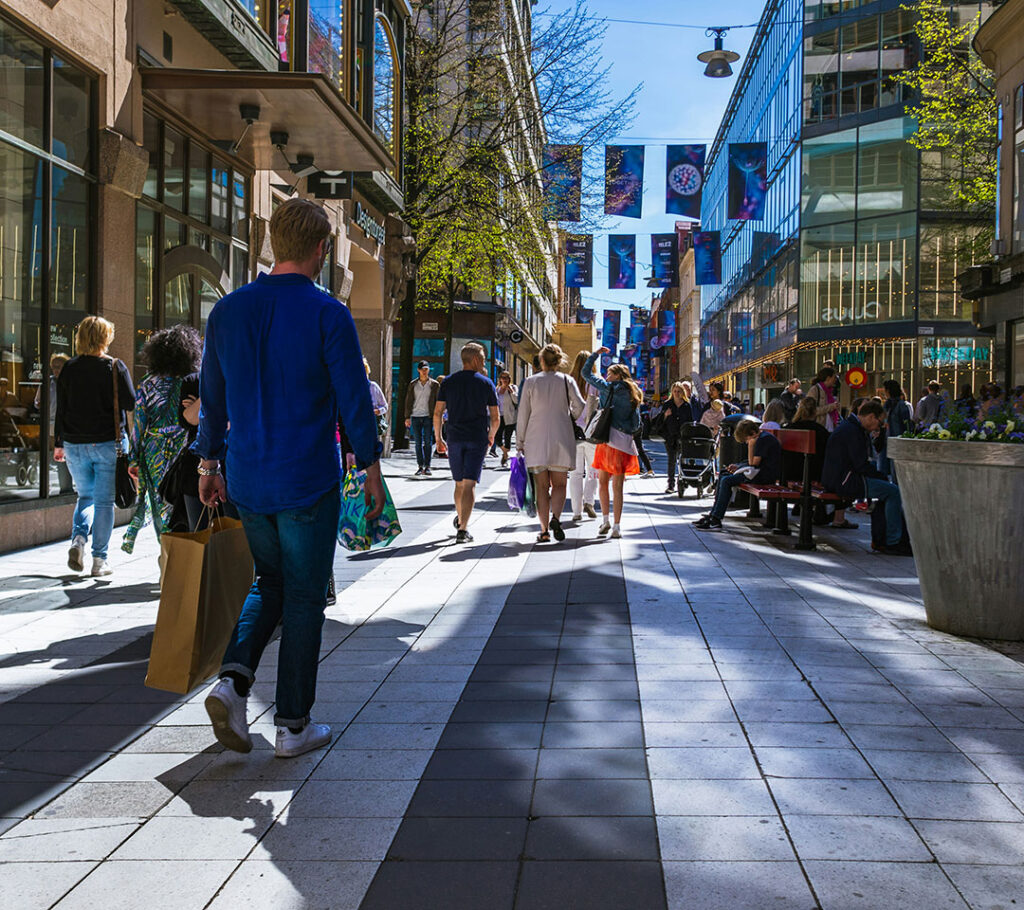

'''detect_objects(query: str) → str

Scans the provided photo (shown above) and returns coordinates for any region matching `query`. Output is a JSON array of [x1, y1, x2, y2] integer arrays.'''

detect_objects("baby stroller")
[[676, 423, 717, 499]]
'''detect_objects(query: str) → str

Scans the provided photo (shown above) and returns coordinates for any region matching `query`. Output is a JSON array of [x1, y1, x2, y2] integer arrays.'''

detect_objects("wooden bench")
[[738, 428, 819, 551]]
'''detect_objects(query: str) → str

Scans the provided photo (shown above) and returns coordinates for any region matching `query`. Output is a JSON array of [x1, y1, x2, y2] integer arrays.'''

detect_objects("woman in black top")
[[660, 382, 695, 493], [54, 316, 135, 577]]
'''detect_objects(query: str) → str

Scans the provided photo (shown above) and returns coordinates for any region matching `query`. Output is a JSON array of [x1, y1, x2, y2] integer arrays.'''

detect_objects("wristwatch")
[[197, 464, 221, 477]]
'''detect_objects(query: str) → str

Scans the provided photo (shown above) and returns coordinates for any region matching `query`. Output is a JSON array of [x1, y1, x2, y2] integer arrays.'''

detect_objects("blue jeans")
[[865, 476, 903, 546], [221, 486, 340, 727], [710, 471, 747, 520], [410, 416, 433, 468], [63, 441, 118, 559]]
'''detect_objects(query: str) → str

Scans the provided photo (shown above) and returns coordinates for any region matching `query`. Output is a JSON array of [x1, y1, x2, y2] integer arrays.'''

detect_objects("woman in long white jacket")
[[517, 343, 586, 543]]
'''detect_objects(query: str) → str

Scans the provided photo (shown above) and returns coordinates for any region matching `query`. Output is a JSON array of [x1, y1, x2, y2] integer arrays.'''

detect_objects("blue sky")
[[543, 0, 768, 342]]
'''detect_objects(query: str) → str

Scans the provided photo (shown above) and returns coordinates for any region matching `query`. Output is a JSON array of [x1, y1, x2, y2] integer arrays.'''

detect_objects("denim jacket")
[[583, 352, 641, 435]]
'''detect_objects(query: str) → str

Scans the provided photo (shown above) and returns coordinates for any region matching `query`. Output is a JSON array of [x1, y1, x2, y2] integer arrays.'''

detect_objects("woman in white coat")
[[517, 343, 586, 543]]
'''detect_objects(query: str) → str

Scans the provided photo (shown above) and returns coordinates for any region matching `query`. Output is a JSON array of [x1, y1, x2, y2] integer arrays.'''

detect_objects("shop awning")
[[139, 68, 396, 174]]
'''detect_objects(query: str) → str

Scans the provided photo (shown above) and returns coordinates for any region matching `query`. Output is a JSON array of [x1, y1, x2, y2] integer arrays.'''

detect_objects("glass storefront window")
[[800, 221, 856, 327], [802, 128, 857, 225], [921, 336, 993, 395], [189, 147, 209, 222], [232, 174, 247, 239], [163, 128, 186, 212], [52, 57, 92, 171], [233, 246, 249, 289], [211, 165, 230, 234], [51, 168, 91, 315], [309, 0, 344, 89], [142, 112, 160, 200], [856, 118, 917, 217], [0, 20, 45, 150], [374, 16, 397, 156], [919, 226, 981, 322], [1013, 322, 1024, 388], [855, 213, 915, 324], [135, 207, 156, 362]]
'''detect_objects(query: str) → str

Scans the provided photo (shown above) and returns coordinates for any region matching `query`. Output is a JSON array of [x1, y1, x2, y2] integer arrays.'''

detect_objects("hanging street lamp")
[[698, 27, 740, 78]]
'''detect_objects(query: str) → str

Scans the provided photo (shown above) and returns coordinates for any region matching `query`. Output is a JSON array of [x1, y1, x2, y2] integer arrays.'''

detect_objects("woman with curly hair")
[[121, 325, 203, 553]]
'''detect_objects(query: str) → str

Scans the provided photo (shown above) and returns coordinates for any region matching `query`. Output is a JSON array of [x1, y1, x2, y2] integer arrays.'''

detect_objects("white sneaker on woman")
[[598, 521, 611, 536], [91, 558, 113, 577], [275, 722, 332, 758], [205, 677, 252, 753], [610, 525, 622, 539]]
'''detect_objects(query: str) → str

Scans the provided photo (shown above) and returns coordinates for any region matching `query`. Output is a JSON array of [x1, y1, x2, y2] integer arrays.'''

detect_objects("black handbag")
[[110, 359, 138, 510], [585, 406, 613, 443], [565, 378, 586, 442]]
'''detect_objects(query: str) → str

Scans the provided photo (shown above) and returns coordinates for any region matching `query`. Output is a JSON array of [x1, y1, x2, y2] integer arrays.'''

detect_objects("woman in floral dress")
[[121, 326, 203, 553]]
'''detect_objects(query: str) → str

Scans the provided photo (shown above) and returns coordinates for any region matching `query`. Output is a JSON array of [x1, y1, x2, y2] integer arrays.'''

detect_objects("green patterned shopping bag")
[[337, 468, 402, 551]]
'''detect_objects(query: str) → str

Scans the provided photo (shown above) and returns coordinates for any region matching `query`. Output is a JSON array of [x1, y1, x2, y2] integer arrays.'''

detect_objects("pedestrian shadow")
[[0, 577, 162, 615], [347, 540, 446, 562]]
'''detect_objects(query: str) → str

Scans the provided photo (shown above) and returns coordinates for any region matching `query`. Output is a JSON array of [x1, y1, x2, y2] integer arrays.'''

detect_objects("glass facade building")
[[700, 0, 995, 404]]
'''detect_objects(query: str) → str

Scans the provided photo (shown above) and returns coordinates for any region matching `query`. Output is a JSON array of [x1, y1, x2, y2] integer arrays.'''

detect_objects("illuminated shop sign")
[[922, 339, 991, 367]]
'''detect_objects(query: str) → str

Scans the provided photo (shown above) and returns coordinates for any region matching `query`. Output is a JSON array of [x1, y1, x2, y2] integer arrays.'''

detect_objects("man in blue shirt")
[[434, 342, 499, 543], [194, 198, 384, 759]]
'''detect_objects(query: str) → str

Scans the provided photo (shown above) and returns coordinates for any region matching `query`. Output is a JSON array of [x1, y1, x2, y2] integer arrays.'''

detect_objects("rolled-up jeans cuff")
[[219, 663, 255, 683], [273, 713, 310, 728]]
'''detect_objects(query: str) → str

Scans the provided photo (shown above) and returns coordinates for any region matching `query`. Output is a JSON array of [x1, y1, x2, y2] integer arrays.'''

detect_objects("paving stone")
[[662, 860, 817, 910], [532, 779, 654, 816], [786, 815, 931, 861], [422, 748, 538, 779], [207, 859, 378, 910], [912, 819, 1024, 863], [862, 749, 988, 783], [645, 747, 761, 780], [0, 817, 139, 861], [387, 817, 528, 860], [652, 779, 776, 817], [51, 860, 238, 910], [803, 860, 969, 909], [406, 780, 534, 817], [515, 861, 666, 910], [540, 721, 644, 748], [942, 862, 1024, 910], [110, 813, 275, 860], [657, 815, 794, 861], [35, 781, 176, 818], [252, 816, 400, 862], [0, 860, 97, 910], [361, 861, 518, 910], [525, 815, 659, 860], [887, 781, 1024, 822], [753, 747, 877, 780], [536, 747, 649, 780], [436, 722, 545, 750], [769, 778, 901, 816]]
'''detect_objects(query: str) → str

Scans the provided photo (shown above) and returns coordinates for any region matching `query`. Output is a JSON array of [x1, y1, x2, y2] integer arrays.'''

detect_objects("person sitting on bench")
[[822, 400, 911, 556], [695, 419, 781, 532]]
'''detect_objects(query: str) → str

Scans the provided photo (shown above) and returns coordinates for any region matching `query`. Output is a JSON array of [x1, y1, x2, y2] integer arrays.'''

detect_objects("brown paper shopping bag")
[[145, 516, 254, 694]]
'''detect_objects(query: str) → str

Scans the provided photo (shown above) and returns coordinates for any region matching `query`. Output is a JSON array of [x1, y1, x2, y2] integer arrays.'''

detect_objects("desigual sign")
[[354, 202, 386, 245]]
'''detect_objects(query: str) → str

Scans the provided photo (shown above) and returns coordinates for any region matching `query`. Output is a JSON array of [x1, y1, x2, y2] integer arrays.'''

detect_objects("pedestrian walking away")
[[54, 316, 136, 577], [121, 325, 203, 555], [405, 360, 440, 475], [194, 198, 385, 760], [568, 350, 600, 520], [516, 344, 585, 543], [434, 342, 500, 544], [584, 347, 642, 539]]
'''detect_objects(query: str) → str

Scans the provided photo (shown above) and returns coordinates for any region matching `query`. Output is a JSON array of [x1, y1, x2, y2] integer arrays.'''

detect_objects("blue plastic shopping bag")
[[337, 469, 402, 551]]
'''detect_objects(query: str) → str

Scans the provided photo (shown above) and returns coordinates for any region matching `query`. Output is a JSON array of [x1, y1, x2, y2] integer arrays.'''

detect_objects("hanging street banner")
[[608, 234, 637, 289], [649, 309, 677, 351], [576, 306, 594, 324], [601, 309, 621, 350], [693, 230, 722, 284], [728, 142, 768, 220], [650, 233, 679, 288], [666, 144, 705, 218], [604, 145, 645, 218], [543, 144, 583, 222], [628, 306, 648, 345], [564, 234, 593, 288]]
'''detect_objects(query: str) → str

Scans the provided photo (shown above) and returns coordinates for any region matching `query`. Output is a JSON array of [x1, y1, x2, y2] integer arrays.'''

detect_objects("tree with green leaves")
[[893, 0, 997, 253]]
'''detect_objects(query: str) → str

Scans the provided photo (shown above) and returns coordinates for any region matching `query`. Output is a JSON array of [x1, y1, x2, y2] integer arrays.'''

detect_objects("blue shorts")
[[447, 441, 488, 483]]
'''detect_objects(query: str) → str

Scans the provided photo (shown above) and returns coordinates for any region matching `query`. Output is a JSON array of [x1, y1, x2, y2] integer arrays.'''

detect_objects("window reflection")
[[52, 57, 92, 171], [0, 20, 45, 150], [164, 128, 186, 212], [374, 16, 397, 155], [51, 168, 90, 315]]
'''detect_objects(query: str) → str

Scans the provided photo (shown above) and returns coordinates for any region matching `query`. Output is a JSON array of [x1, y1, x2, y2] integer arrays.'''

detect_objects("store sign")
[[835, 351, 868, 365], [821, 303, 879, 323], [308, 171, 353, 199], [422, 322, 439, 332], [761, 363, 785, 384], [845, 367, 868, 389], [922, 341, 991, 367], [354, 202, 386, 245]]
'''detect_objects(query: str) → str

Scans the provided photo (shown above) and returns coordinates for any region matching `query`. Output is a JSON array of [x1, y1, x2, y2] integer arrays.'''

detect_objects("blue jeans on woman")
[[220, 485, 340, 727], [63, 441, 118, 559], [409, 415, 433, 469]]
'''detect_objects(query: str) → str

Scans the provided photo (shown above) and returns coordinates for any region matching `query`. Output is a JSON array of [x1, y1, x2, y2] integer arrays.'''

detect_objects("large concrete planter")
[[888, 437, 1024, 640]]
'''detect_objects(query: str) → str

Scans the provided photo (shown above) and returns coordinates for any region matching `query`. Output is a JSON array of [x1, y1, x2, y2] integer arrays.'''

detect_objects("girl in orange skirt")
[[583, 348, 643, 539]]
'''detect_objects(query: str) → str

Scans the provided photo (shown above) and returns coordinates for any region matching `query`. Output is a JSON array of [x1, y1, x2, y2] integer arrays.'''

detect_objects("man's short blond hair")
[[269, 198, 332, 264], [76, 316, 115, 355], [460, 342, 486, 365]]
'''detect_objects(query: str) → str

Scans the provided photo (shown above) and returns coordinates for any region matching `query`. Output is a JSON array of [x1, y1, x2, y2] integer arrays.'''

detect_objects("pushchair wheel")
[[16, 465, 29, 486], [677, 483, 686, 499]]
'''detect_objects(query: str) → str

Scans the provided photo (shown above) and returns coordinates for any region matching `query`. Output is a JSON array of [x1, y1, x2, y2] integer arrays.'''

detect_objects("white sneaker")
[[90, 558, 113, 577], [275, 722, 332, 758], [597, 521, 611, 536], [68, 536, 86, 572], [610, 525, 622, 539], [205, 677, 252, 753]]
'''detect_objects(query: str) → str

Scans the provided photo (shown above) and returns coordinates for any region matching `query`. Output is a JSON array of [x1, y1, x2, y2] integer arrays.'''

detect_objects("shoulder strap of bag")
[[108, 357, 124, 454]]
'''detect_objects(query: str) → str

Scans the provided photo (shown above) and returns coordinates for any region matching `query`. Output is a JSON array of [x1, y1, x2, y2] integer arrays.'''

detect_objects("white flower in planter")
[[938, 429, 952, 439], [929, 422, 943, 432], [984, 420, 996, 430]]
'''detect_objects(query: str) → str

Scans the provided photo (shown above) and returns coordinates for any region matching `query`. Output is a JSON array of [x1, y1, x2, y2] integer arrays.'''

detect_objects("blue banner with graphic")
[[564, 234, 592, 288], [576, 306, 594, 324], [666, 145, 705, 218], [543, 145, 583, 222], [601, 309, 621, 350], [693, 231, 722, 284], [650, 233, 679, 288], [604, 146, 645, 218], [608, 235, 636, 289], [728, 142, 768, 220]]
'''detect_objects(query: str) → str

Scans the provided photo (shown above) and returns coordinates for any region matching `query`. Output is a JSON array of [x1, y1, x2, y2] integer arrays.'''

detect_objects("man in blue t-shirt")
[[434, 343, 499, 543]]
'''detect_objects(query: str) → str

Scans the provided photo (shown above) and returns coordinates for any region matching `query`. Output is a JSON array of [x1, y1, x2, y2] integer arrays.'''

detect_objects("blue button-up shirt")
[[193, 272, 381, 514]]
